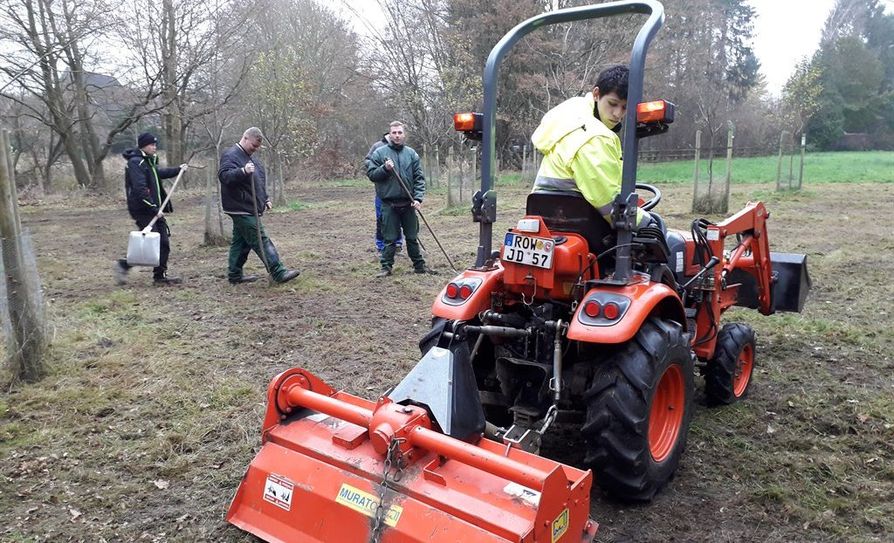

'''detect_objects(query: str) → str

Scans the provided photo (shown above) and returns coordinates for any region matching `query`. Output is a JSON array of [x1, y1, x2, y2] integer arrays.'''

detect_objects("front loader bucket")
[[227, 367, 597, 543]]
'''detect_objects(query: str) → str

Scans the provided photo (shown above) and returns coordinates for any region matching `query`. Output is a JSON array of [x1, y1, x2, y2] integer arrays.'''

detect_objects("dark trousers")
[[119, 215, 169, 278], [375, 196, 403, 251], [380, 202, 424, 270], [228, 214, 287, 281]]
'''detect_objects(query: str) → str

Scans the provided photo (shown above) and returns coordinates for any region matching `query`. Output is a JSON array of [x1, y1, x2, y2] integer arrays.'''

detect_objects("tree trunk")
[[204, 155, 228, 246], [62, 133, 92, 187], [277, 155, 287, 206], [160, 0, 183, 168], [58, 0, 104, 187]]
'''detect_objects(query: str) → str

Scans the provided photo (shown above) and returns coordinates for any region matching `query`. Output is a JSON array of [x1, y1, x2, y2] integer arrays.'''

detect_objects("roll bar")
[[473, 0, 665, 282]]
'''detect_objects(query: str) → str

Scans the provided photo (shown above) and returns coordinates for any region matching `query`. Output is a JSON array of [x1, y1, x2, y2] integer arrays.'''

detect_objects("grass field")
[[1, 152, 894, 542], [636, 150, 894, 185], [489, 150, 894, 188]]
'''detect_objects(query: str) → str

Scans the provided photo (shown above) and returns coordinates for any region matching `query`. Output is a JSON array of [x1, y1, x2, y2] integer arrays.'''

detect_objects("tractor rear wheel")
[[582, 318, 694, 501], [704, 323, 756, 406]]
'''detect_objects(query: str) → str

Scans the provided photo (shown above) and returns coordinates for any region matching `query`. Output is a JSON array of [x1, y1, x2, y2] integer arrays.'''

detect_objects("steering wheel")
[[635, 183, 661, 211]]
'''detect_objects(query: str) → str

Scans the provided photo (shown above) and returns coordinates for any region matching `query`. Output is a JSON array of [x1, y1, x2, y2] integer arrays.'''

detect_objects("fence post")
[[691, 130, 701, 211], [470, 146, 477, 202], [776, 130, 788, 191], [721, 122, 734, 214], [435, 147, 442, 188], [798, 133, 806, 189], [0, 128, 47, 383], [3, 133, 21, 240], [447, 146, 456, 207], [521, 144, 528, 179], [459, 148, 465, 204], [422, 144, 430, 188], [204, 161, 214, 241], [788, 133, 795, 189]]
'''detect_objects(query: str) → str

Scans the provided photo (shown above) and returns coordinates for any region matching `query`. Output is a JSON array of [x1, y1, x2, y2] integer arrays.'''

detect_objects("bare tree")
[[782, 57, 823, 137], [193, 0, 253, 244], [0, 0, 96, 186], [0, 93, 64, 194], [244, 0, 365, 186], [1, 0, 177, 188], [143, 0, 251, 169]]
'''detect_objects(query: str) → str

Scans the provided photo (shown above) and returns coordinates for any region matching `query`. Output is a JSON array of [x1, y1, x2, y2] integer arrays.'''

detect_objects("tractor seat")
[[525, 191, 615, 256]]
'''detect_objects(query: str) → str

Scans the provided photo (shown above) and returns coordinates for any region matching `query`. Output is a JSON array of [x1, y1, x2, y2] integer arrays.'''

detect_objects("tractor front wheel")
[[704, 323, 756, 406], [582, 318, 694, 501]]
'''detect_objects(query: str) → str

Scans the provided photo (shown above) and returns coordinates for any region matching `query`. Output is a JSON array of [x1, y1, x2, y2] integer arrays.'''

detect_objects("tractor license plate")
[[502, 233, 554, 269]]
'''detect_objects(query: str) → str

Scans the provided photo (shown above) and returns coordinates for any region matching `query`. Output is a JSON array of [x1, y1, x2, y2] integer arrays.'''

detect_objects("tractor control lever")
[[681, 256, 721, 291]]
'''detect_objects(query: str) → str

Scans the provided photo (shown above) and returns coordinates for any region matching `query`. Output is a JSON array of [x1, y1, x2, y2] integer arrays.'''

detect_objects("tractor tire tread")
[[705, 323, 756, 406], [582, 318, 694, 502]]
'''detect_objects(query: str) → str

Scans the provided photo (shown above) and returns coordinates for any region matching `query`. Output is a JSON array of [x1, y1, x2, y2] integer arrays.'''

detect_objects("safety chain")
[[521, 276, 537, 306], [539, 404, 559, 435], [369, 438, 406, 543]]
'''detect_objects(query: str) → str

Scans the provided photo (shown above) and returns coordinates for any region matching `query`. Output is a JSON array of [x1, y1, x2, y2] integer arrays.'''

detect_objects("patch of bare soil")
[[2, 179, 892, 542]]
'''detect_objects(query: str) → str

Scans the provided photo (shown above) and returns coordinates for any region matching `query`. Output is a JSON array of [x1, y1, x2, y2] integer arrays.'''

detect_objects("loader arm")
[[714, 201, 774, 316], [689, 201, 809, 359]]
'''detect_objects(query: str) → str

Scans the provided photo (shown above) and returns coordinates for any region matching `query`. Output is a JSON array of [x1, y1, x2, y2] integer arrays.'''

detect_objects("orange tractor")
[[227, 1, 809, 541]]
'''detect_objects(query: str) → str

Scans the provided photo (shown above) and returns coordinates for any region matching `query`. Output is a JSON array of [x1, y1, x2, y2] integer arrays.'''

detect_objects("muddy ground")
[[1, 177, 892, 542]]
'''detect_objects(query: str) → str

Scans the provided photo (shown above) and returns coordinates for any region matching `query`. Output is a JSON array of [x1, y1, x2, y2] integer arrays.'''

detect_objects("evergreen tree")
[[807, 0, 894, 149]]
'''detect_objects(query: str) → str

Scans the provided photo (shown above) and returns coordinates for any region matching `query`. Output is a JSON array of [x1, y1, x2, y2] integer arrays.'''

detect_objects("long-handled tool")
[[126, 167, 186, 267], [248, 168, 273, 286], [390, 167, 458, 273]]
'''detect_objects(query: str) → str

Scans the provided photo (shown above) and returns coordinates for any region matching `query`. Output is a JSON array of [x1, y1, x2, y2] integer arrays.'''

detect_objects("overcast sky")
[[337, 0, 892, 97], [746, 0, 836, 96]]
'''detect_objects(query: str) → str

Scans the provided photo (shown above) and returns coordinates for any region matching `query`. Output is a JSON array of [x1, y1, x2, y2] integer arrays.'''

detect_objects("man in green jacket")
[[366, 121, 432, 277]]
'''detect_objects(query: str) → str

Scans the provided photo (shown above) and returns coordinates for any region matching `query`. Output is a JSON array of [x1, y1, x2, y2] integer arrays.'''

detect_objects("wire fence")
[[637, 145, 774, 163], [1, 126, 50, 384], [416, 127, 806, 215], [1, 230, 49, 383]]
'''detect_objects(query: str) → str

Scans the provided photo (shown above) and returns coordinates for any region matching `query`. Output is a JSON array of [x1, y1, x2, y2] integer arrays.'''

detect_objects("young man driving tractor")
[[531, 64, 661, 230]]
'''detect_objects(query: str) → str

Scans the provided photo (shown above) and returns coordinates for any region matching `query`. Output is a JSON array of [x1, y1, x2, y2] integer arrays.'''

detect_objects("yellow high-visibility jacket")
[[531, 92, 644, 225]]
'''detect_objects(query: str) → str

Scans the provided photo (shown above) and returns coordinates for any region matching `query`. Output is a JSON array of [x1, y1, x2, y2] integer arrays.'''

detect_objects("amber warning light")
[[635, 100, 675, 139], [636, 100, 675, 124], [454, 112, 483, 140]]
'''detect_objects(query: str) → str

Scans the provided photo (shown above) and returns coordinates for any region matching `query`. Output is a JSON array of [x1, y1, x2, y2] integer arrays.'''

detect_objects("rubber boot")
[[264, 239, 299, 283]]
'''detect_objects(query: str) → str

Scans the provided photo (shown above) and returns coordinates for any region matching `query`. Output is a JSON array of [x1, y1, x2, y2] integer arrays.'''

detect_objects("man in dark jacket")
[[366, 121, 433, 277], [115, 132, 186, 285], [218, 127, 300, 284], [365, 133, 403, 253]]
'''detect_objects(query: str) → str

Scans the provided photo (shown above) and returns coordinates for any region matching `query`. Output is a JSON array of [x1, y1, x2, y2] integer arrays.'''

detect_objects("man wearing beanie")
[[217, 127, 300, 285], [115, 132, 187, 285]]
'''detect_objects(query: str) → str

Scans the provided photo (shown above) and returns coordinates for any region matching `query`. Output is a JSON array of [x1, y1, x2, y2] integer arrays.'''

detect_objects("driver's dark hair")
[[595, 64, 629, 100]]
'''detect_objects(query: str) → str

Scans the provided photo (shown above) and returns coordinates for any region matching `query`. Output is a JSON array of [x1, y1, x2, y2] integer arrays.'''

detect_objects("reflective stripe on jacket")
[[122, 148, 180, 217], [531, 93, 644, 225]]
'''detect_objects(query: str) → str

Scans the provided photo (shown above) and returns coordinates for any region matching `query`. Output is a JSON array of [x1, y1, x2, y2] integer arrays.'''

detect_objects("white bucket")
[[126, 230, 160, 267]]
